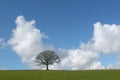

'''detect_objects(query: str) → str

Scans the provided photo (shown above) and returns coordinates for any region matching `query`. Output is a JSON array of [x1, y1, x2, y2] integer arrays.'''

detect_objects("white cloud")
[[8, 16, 53, 69], [93, 22, 120, 54], [49, 48, 104, 70], [78, 22, 120, 69]]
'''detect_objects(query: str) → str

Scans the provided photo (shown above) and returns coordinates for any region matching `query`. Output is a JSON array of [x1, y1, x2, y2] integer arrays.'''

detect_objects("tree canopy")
[[35, 50, 60, 70]]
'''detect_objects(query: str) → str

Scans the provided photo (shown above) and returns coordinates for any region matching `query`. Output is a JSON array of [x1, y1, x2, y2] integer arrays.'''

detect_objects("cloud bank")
[[8, 16, 120, 70]]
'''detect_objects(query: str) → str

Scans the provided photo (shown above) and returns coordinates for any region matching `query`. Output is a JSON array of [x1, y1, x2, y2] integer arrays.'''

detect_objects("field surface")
[[0, 70, 120, 80]]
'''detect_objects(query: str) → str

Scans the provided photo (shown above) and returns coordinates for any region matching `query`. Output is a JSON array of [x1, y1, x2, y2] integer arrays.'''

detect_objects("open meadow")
[[0, 70, 120, 80]]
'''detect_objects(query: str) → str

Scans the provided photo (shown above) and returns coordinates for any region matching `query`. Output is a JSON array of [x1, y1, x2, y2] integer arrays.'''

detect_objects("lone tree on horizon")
[[35, 50, 60, 70]]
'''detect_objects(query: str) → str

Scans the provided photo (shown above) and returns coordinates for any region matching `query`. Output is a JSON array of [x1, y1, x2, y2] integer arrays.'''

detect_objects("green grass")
[[0, 70, 120, 80]]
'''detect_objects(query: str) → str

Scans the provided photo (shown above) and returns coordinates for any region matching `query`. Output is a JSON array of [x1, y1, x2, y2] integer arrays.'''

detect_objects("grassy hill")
[[0, 70, 120, 80]]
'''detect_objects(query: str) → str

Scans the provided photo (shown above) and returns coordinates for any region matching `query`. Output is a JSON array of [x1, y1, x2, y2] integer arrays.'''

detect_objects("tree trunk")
[[46, 64, 49, 70]]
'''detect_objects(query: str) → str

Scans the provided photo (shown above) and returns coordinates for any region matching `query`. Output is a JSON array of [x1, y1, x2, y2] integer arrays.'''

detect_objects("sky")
[[0, 0, 120, 70]]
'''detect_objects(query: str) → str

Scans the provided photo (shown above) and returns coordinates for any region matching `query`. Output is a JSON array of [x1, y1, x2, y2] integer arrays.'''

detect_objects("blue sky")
[[0, 0, 120, 70]]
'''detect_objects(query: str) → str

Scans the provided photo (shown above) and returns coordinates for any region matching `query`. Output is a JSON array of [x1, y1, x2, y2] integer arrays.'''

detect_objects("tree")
[[35, 50, 60, 70]]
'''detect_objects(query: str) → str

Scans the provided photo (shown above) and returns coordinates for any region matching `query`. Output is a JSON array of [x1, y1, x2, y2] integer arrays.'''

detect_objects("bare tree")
[[35, 50, 60, 70]]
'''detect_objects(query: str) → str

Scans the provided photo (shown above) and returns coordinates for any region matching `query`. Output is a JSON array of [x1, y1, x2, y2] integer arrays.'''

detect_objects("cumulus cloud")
[[8, 16, 53, 69], [78, 22, 120, 69], [49, 47, 104, 70], [93, 22, 120, 54], [60, 49, 103, 70]]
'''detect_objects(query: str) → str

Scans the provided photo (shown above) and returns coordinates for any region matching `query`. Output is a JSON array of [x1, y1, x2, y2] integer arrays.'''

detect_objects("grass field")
[[0, 70, 120, 80]]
